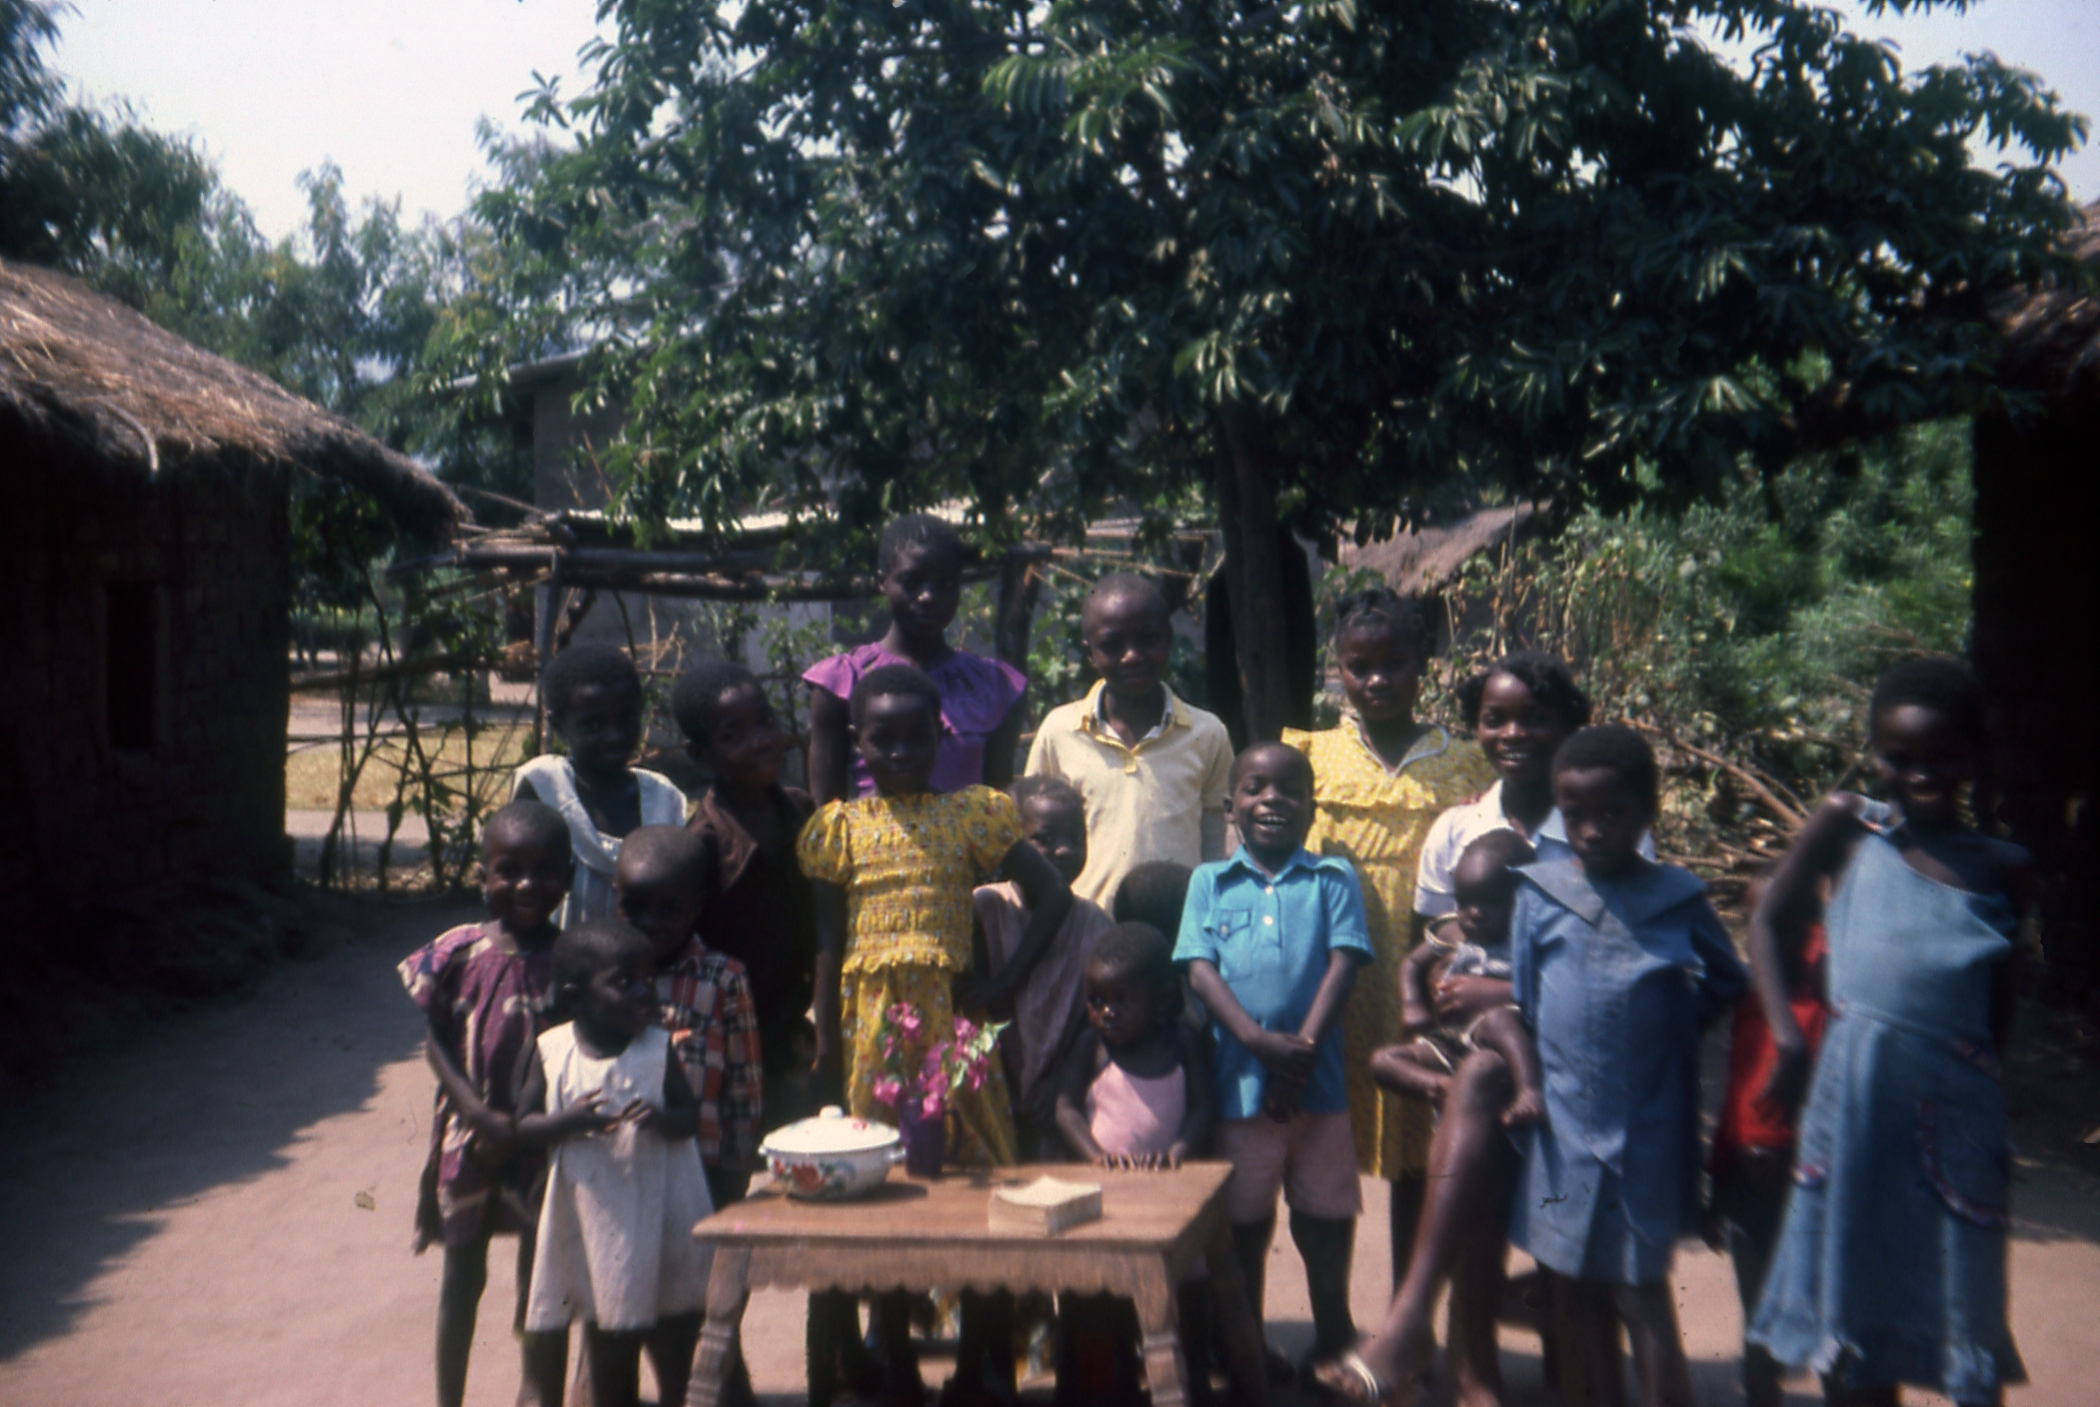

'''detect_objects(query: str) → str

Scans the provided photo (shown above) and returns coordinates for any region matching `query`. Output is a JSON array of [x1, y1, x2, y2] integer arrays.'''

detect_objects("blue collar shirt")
[[1172, 846, 1373, 1121]]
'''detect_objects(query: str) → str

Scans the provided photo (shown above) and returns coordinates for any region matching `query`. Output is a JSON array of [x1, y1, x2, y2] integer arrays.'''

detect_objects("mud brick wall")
[[2, 444, 291, 923]]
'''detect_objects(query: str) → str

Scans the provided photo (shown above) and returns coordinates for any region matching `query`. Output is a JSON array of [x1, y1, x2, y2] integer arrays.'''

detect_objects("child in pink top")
[[1053, 923, 1214, 1406]]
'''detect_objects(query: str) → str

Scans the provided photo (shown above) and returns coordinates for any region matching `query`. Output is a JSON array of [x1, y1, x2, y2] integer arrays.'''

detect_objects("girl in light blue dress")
[[1749, 657, 2034, 1407]]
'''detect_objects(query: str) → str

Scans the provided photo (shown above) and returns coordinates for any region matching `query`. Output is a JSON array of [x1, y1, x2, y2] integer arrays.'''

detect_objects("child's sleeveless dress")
[[511, 754, 689, 927], [523, 1024, 715, 1332], [1749, 803, 2024, 1400], [1086, 1060, 1187, 1159]]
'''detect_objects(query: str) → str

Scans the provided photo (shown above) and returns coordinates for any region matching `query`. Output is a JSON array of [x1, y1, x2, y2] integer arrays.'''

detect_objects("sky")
[[50, 0, 2100, 245]]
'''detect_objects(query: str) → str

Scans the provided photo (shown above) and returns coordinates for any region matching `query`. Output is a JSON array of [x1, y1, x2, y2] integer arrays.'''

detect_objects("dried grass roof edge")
[[0, 257, 466, 539]]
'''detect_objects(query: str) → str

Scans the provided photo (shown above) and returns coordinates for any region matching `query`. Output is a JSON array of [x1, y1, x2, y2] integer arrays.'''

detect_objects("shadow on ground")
[[0, 896, 471, 1362]]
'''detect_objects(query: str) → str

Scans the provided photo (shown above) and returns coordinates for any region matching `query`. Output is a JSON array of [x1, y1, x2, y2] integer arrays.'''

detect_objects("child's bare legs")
[[1390, 1172, 1426, 1296], [1443, 1176, 1516, 1407], [1611, 1279, 1693, 1407], [1346, 1050, 1521, 1392], [1465, 1008, 1544, 1126], [581, 1325, 644, 1407], [1548, 1272, 1626, 1407], [440, 1230, 551, 1407], [519, 1331, 569, 1407], [646, 1312, 704, 1407], [435, 1234, 489, 1407], [1292, 1209, 1359, 1362], [1369, 1040, 1455, 1107]]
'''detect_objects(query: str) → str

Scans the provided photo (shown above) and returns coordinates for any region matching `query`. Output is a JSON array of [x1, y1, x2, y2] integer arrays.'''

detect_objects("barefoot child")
[[516, 644, 690, 926], [1283, 588, 1497, 1282], [1749, 658, 2031, 1407], [1175, 742, 1371, 1380], [804, 513, 1027, 804], [974, 775, 1115, 1159], [1053, 923, 1216, 1406], [1027, 573, 1234, 906], [519, 920, 716, 1407], [798, 663, 1073, 1405], [1511, 726, 1744, 1407], [1375, 829, 1545, 1126], [398, 800, 575, 1407], [613, 827, 762, 1212]]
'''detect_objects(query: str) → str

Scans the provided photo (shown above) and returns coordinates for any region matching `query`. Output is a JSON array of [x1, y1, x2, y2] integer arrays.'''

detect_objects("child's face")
[[1020, 794, 1088, 884], [1335, 623, 1424, 726], [555, 682, 643, 779], [479, 831, 574, 934], [694, 681, 786, 796], [1230, 745, 1315, 865], [854, 691, 940, 795], [1082, 592, 1172, 701], [614, 860, 706, 967], [1553, 766, 1652, 878], [879, 543, 963, 642], [1451, 853, 1518, 949], [1870, 703, 1972, 827], [1083, 961, 1157, 1049], [1476, 672, 1574, 787], [576, 938, 659, 1040]]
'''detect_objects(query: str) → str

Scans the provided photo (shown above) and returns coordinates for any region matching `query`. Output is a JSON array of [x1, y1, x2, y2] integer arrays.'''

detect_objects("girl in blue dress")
[[1749, 658, 2034, 1407], [1507, 725, 1746, 1407]]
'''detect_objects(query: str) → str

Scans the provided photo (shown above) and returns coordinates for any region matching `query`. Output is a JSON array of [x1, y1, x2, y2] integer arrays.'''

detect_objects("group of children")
[[403, 508, 2030, 1407]]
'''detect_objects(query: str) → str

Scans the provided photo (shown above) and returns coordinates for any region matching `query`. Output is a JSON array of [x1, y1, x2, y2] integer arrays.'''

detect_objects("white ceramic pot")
[[759, 1106, 904, 1201]]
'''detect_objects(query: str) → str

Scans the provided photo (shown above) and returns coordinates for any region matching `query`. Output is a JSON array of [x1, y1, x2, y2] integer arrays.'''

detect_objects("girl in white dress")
[[515, 919, 716, 1407]]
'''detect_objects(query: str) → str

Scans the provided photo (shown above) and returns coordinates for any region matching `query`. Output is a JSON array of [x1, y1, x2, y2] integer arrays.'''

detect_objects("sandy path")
[[1, 897, 2094, 1406]]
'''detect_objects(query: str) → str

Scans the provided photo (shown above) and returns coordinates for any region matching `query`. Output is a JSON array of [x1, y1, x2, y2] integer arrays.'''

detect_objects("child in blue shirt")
[[1173, 742, 1372, 1381], [1510, 725, 1745, 1407]]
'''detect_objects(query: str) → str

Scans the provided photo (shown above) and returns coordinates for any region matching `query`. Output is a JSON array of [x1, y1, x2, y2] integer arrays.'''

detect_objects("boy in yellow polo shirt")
[[1025, 573, 1233, 908]]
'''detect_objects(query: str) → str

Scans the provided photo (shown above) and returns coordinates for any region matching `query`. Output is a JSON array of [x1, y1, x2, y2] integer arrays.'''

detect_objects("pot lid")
[[760, 1105, 900, 1156]]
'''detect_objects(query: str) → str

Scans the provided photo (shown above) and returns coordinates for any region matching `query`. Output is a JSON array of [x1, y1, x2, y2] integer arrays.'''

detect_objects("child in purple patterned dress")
[[398, 800, 574, 1407]]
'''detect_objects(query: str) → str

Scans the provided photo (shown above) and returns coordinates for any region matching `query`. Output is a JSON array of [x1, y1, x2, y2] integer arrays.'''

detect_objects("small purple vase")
[[898, 1099, 945, 1177]]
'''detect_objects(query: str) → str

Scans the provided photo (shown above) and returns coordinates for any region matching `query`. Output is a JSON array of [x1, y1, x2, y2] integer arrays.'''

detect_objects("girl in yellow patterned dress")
[[1283, 590, 1496, 1289], [799, 662, 1072, 1405]]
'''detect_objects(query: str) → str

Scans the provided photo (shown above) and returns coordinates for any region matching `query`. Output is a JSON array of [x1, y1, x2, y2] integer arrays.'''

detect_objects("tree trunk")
[[993, 554, 1043, 672], [1212, 405, 1297, 743]]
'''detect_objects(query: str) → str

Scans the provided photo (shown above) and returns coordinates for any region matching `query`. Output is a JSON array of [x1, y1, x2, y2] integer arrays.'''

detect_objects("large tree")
[[490, 0, 2084, 738]]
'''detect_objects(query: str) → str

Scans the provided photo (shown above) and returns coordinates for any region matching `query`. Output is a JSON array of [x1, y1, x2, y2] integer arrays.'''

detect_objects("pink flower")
[[871, 1075, 903, 1109], [894, 1005, 924, 1040], [920, 1089, 945, 1120], [954, 1017, 978, 1043]]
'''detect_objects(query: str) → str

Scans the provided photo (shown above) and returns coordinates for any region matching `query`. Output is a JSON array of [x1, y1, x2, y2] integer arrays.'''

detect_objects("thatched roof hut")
[[1993, 200, 2100, 404], [0, 258, 464, 537], [1, 259, 465, 992]]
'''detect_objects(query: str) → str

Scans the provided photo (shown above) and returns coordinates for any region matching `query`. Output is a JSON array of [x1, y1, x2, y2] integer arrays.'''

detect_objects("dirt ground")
[[2, 895, 2097, 1407]]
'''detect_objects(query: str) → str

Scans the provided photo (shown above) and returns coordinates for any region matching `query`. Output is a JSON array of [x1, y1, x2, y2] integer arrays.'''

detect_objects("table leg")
[[1204, 1215, 1270, 1407], [685, 1247, 751, 1407], [1133, 1255, 1188, 1407]]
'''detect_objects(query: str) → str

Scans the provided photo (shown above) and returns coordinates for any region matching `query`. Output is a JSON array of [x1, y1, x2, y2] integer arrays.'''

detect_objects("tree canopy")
[[485, 0, 2084, 733]]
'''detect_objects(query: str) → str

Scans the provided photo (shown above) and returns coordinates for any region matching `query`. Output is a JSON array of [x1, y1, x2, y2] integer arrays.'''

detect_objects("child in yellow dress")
[[798, 662, 1072, 1406], [1282, 588, 1496, 1289]]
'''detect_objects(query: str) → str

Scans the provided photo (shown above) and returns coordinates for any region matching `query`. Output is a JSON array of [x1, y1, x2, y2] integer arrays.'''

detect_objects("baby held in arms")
[[1372, 829, 1544, 1127]]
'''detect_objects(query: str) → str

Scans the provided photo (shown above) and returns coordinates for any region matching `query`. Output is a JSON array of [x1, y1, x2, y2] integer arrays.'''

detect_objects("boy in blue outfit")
[[1174, 741, 1371, 1381]]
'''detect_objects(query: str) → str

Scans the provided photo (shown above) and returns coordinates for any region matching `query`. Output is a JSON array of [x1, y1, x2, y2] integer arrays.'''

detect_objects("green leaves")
[[466, 0, 2080, 562]]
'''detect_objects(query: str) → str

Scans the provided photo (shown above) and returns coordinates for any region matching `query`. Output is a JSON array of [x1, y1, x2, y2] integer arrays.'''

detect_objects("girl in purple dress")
[[803, 513, 1027, 804]]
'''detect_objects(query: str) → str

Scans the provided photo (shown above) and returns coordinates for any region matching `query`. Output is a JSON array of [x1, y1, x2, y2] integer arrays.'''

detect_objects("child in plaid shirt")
[[615, 827, 763, 1211]]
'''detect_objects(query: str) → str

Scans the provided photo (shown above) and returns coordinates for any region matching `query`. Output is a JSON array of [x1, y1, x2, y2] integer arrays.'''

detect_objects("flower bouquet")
[[869, 1002, 1004, 1175]]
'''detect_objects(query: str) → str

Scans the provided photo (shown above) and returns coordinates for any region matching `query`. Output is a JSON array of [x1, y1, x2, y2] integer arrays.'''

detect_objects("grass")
[[285, 721, 533, 813]]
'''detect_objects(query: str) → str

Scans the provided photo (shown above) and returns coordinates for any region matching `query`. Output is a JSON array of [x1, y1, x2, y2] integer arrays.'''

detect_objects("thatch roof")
[[0, 258, 466, 539], [1994, 201, 2100, 406], [1339, 502, 1539, 596]]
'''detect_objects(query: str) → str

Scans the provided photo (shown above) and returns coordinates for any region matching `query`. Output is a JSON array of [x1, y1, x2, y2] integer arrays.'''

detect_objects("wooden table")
[[684, 1162, 1268, 1407]]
